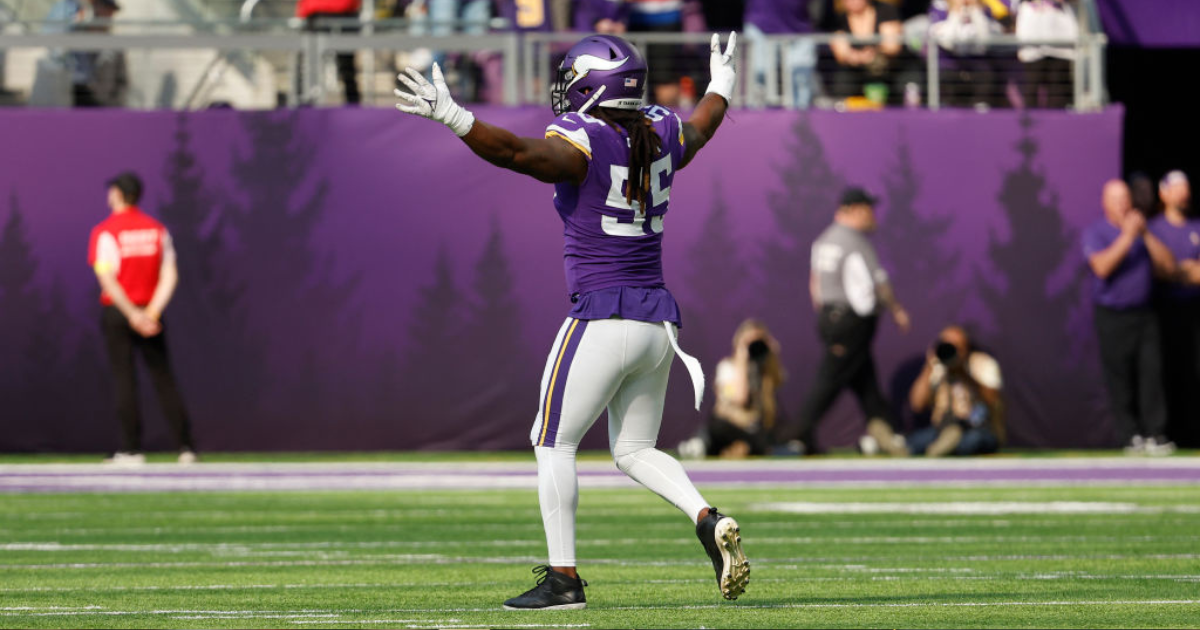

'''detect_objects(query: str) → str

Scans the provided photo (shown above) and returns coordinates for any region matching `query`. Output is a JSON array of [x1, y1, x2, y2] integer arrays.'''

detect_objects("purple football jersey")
[[545, 105, 688, 325]]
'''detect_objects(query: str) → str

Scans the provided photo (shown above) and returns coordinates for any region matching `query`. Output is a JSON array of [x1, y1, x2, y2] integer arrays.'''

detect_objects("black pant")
[[706, 416, 770, 457], [1021, 57, 1072, 109], [101, 306, 194, 453], [1157, 299, 1200, 446], [795, 306, 891, 451], [299, 13, 361, 105], [1094, 306, 1166, 443]]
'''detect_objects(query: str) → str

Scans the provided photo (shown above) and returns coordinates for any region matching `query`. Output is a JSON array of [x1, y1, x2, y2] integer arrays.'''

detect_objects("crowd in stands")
[[13, 0, 1085, 109], [383, 0, 1084, 110]]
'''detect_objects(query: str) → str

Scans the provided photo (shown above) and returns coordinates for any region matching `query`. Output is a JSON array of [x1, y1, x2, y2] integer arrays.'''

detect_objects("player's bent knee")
[[612, 446, 655, 474]]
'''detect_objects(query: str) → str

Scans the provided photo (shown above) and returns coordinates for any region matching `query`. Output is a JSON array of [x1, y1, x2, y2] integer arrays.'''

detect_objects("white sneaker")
[[1123, 435, 1146, 456], [1144, 437, 1176, 457], [858, 434, 880, 456], [178, 450, 198, 466], [103, 452, 146, 467], [677, 437, 706, 460]]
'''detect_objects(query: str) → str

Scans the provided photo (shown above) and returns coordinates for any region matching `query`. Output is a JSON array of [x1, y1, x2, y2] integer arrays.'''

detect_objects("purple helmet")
[[551, 35, 648, 116]]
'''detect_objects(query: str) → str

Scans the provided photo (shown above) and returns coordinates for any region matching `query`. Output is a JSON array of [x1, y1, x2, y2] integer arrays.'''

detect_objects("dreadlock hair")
[[590, 107, 662, 212]]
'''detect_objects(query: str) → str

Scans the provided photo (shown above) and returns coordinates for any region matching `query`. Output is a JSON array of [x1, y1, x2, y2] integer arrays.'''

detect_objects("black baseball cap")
[[840, 186, 877, 207], [94, 0, 120, 10]]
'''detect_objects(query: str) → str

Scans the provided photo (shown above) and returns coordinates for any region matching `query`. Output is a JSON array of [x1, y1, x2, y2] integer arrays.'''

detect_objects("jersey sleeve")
[[545, 112, 595, 161], [669, 111, 687, 169], [90, 229, 121, 276], [860, 241, 890, 285], [161, 228, 177, 267]]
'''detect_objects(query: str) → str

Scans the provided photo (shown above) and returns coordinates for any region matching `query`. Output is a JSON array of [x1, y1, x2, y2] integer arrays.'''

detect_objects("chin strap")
[[575, 84, 607, 115]]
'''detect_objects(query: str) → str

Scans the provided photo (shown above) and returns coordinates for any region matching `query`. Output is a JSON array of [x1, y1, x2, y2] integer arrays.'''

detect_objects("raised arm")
[[460, 121, 587, 185], [680, 32, 737, 170], [395, 65, 587, 185]]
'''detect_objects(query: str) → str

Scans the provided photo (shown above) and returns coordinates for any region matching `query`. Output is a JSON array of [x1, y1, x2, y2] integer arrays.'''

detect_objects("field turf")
[[1, 454, 1199, 628]]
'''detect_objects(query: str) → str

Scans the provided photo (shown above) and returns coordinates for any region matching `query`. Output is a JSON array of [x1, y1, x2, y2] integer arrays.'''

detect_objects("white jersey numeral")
[[602, 155, 672, 237]]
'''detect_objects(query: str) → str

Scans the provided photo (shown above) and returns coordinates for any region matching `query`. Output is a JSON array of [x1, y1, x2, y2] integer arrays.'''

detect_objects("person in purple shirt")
[[1148, 170, 1199, 448], [394, 33, 748, 609], [1083, 179, 1177, 455], [743, 0, 817, 107]]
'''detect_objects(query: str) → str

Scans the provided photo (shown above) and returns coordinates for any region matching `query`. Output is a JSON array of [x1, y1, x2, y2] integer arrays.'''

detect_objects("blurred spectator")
[[622, 0, 686, 107], [0, 1, 12, 101], [576, 0, 691, 105], [829, 0, 903, 103], [574, 0, 629, 33], [495, 0, 559, 31], [678, 320, 788, 459], [1015, 0, 1077, 109], [701, 0, 744, 31], [743, 0, 817, 108], [1084, 179, 1177, 456], [1128, 171, 1158, 216], [43, 0, 127, 107], [296, 0, 362, 105], [1149, 171, 1200, 447], [928, 0, 1005, 108], [903, 325, 1004, 456], [89, 172, 197, 467], [482, 0, 572, 103], [791, 187, 911, 456], [403, 0, 491, 100]]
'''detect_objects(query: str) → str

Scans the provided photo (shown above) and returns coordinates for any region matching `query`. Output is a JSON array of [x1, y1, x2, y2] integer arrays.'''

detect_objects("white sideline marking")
[[8, 552, 1200, 571], [5, 532, 1196, 554], [8, 601, 1196, 618], [752, 501, 1193, 515], [4, 574, 1198, 596]]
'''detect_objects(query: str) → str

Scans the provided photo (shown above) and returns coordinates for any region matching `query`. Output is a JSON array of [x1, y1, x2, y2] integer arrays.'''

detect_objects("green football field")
[[1, 453, 1199, 629]]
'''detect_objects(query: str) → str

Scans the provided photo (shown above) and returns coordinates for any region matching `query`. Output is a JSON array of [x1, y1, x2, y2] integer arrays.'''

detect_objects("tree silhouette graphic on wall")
[[222, 111, 359, 438], [758, 114, 844, 441], [979, 116, 1098, 447], [157, 114, 262, 443], [876, 132, 961, 430], [397, 245, 467, 447], [457, 217, 535, 449], [0, 196, 43, 409], [395, 221, 536, 450], [675, 181, 748, 425], [0, 194, 110, 451]]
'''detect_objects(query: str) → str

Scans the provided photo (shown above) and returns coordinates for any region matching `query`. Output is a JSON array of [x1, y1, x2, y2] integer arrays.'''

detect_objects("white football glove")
[[394, 62, 476, 137], [705, 31, 738, 103]]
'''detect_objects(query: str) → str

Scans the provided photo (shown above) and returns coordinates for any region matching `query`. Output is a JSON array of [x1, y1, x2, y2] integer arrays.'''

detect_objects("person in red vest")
[[296, 0, 362, 104], [88, 172, 196, 466]]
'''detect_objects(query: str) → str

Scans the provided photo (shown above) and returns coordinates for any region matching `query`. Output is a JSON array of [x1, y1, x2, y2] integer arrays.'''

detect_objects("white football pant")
[[530, 317, 710, 567]]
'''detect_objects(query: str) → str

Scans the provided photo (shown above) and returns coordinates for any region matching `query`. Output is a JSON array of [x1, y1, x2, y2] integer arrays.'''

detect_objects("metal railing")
[[0, 21, 1107, 111]]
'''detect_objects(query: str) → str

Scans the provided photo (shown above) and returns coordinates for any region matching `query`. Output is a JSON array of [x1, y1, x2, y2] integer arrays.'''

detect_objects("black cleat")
[[696, 507, 750, 600], [503, 565, 588, 610]]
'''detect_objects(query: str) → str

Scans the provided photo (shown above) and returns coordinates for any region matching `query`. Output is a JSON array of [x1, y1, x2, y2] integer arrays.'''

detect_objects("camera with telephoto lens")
[[748, 339, 771, 362], [934, 341, 963, 369]]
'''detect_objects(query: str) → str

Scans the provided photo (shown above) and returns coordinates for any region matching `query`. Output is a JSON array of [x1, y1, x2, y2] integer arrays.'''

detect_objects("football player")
[[395, 32, 748, 610]]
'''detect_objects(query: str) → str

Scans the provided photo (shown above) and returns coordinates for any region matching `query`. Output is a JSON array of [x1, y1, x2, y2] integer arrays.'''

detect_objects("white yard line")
[[5, 600, 1197, 618], [3, 532, 1196, 554], [753, 501, 1200, 515]]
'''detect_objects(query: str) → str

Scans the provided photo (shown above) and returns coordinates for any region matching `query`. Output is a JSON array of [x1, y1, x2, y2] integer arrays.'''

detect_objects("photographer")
[[906, 325, 1004, 456], [678, 319, 786, 459]]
